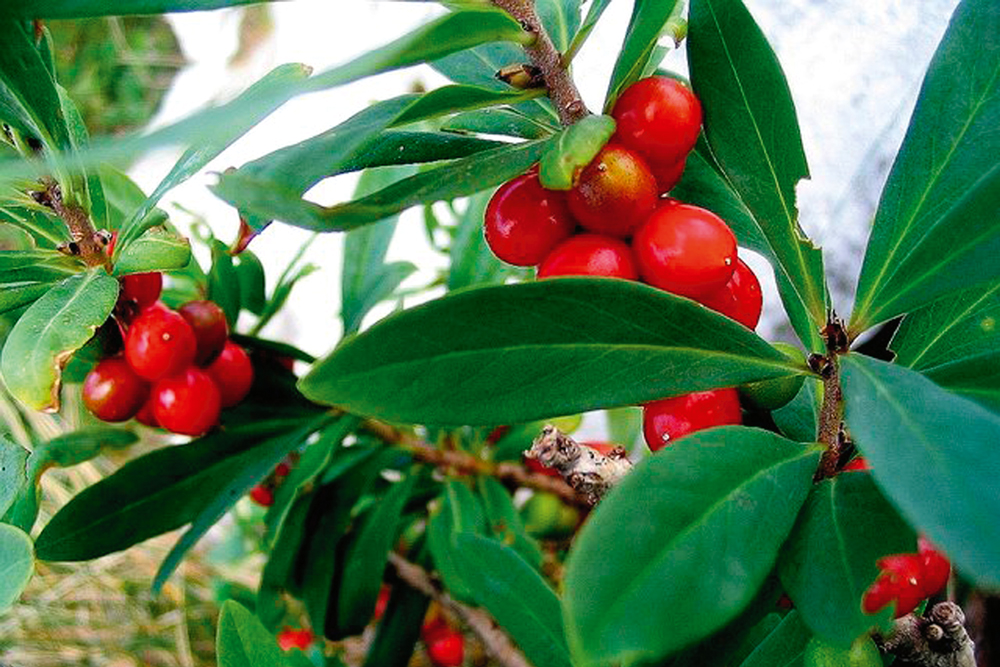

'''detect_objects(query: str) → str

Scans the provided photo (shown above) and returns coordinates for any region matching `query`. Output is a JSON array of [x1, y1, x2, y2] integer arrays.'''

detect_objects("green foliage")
[[216, 600, 291, 667], [605, 0, 685, 109], [0, 522, 34, 614], [4, 1, 274, 19], [538, 114, 616, 190]]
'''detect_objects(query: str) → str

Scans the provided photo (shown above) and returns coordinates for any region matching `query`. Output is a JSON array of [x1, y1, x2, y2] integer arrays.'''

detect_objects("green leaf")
[[34, 421, 297, 561], [891, 284, 1000, 411], [738, 611, 811, 667], [57, 85, 108, 229], [0, 436, 30, 517], [562, 427, 820, 666], [31, 427, 137, 472], [538, 115, 616, 190], [771, 377, 821, 443], [442, 107, 554, 139], [213, 138, 549, 233], [688, 0, 827, 350], [446, 191, 519, 291], [605, 0, 685, 110], [341, 167, 419, 335], [113, 227, 191, 275], [207, 238, 241, 327], [299, 279, 802, 425], [336, 470, 419, 634], [1, 269, 118, 411], [606, 406, 643, 451], [427, 480, 486, 604], [235, 250, 267, 316], [538, 0, 582, 52], [0, 222, 36, 251], [216, 600, 291, 667], [362, 571, 431, 667], [477, 476, 543, 569], [841, 354, 1000, 587], [0, 523, 33, 614], [3, 1, 275, 19], [778, 473, 915, 646], [851, 0, 1000, 331], [453, 532, 572, 667], [257, 495, 311, 631], [564, 0, 613, 66]]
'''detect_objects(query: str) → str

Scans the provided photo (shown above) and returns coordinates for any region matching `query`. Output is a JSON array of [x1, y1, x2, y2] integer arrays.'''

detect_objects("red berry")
[[484, 172, 575, 266], [642, 389, 742, 451], [632, 203, 737, 298], [250, 485, 274, 507], [205, 341, 255, 408], [119, 272, 162, 310], [863, 553, 925, 617], [125, 307, 198, 381], [427, 630, 464, 667], [525, 454, 561, 477], [134, 396, 159, 427], [567, 144, 659, 238], [582, 441, 619, 456], [538, 234, 638, 280], [697, 257, 762, 329], [650, 158, 686, 194], [918, 537, 950, 597], [277, 627, 314, 651], [178, 300, 229, 366], [373, 584, 391, 622], [611, 76, 703, 167], [150, 367, 221, 436], [82, 358, 150, 422], [843, 456, 870, 472]]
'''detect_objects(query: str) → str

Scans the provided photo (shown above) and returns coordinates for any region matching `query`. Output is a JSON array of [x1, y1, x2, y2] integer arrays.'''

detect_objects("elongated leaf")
[[477, 476, 543, 569], [31, 427, 137, 471], [113, 227, 191, 275], [235, 251, 266, 316], [538, 0, 581, 52], [842, 354, 1000, 587], [257, 495, 311, 630], [0, 437, 30, 517], [3, 1, 274, 19], [771, 377, 821, 443], [453, 533, 572, 667], [57, 85, 108, 229], [207, 238, 241, 327], [851, 0, 1000, 331], [688, 0, 827, 350], [605, 0, 685, 109], [442, 107, 553, 139], [738, 611, 810, 667], [0, 523, 33, 614], [1, 269, 118, 411], [891, 283, 1000, 410], [214, 138, 549, 233], [565, 0, 613, 65], [427, 481, 485, 604], [563, 427, 821, 666], [362, 572, 431, 667], [34, 421, 297, 561], [337, 471, 419, 634], [300, 279, 803, 425], [217, 600, 291, 667], [538, 114, 615, 190], [778, 473, 915, 646]]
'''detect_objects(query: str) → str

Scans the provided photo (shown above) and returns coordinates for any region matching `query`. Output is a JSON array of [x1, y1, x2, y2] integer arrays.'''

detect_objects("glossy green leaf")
[[538, 0, 581, 52], [34, 421, 297, 561], [216, 600, 291, 667], [235, 251, 266, 316], [778, 473, 915, 646], [207, 238, 241, 327], [98, 165, 164, 231], [0, 523, 33, 614], [214, 138, 548, 233], [152, 418, 334, 593], [851, 0, 1000, 331], [362, 571, 431, 667], [447, 191, 519, 291], [606, 406, 643, 451], [842, 354, 1000, 587], [341, 167, 418, 335], [738, 611, 811, 667], [1, 269, 118, 411], [453, 532, 572, 667], [538, 115, 616, 190], [257, 495, 311, 630], [57, 85, 108, 229], [337, 471, 419, 634], [0, 283, 53, 316], [427, 480, 486, 604], [441, 108, 554, 139], [688, 0, 827, 350], [891, 284, 1000, 411], [563, 427, 821, 666], [3, 1, 274, 19], [605, 0, 684, 110], [477, 476, 543, 569], [31, 427, 137, 472], [300, 279, 801, 425], [771, 376, 821, 443], [0, 222, 36, 251], [113, 227, 191, 275], [564, 0, 613, 66], [0, 436, 30, 517]]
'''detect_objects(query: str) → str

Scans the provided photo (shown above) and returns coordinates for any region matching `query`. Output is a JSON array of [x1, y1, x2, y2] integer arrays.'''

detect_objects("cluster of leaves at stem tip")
[[0, 0, 998, 666]]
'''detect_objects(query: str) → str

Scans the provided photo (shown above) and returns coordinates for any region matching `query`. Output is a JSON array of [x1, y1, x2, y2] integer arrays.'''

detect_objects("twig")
[[526, 425, 632, 505], [34, 179, 109, 269], [874, 602, 976, 667], [388, 553, 534, 667], [361, 419, 591, 508], [490, 0, 589, 125]]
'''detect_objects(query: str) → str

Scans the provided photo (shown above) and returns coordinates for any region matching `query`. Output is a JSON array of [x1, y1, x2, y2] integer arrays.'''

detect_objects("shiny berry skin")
[[632, 203, 737, 298], [567, 144, 658, 238], [150, 367, 221, 436], [697, 258, 762, 329], [277, 627, 314, 651], [82, 358, 150, 422], [643, 389, 742, 452], [178, 300, 229, 365], [611, 76, 703, 168], [250, 485, 274, 507], [134, 396, 159, 427], [421, 609, 449, 644], [862, 553, 925, 617], [484, 172, 575, 266], [538, 234, 638, 280], [842, 456, 870, 472], [427, 630, 464, 667], [125, 307, 198, 381], [918, 537, 950, 597], [206, 341, 255, 408], [650, 157, 686, 194], [119, 272, 162, 310]]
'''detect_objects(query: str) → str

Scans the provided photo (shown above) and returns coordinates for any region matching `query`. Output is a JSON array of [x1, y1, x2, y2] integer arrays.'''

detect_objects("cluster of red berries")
[[862, 537, 951, 618], [249, 457, 295, 507], [486, 76, 756, 453], [421, 605, 465, 667], [82, 269, 254, 436]]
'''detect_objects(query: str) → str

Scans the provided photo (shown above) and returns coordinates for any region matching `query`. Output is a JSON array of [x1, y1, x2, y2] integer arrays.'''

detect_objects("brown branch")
[[490, 0, 589, 125], [526, 425, 633, 505], [874, 602, 976, 667], [388, 553, 534, 667], [35, 179, 109, 269], [361, 419, 591, 508]]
